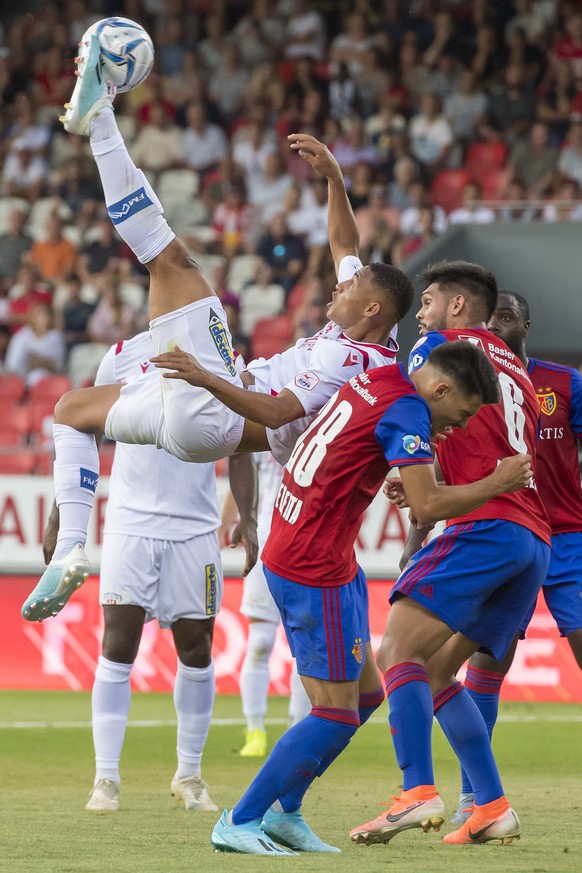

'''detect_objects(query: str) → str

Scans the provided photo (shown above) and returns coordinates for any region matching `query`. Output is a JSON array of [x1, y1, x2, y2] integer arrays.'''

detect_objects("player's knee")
[[173, 620, 213, 667], [54, 390, 84, 427], [246, 620, 277, 663], [102, 632, 139, 664]]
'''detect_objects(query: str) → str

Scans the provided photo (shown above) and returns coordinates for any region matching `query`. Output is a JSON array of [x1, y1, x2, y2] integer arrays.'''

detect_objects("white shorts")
[[99, 531, 223, 627], [240, 559, 281, 623], [105, 297, 245, 462]]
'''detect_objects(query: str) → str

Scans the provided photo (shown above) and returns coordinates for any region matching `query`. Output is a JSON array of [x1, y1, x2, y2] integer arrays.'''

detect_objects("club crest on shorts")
[[352, 637, 363, 664], [536, 388, 556, 416], [103, 592, 122, 604], [208, 308, 236, 377], [205, 563, 217, 615]]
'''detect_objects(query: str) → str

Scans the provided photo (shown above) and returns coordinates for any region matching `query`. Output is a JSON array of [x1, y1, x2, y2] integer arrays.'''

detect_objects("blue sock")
[[459, 666, 504, 793], [232, 707, 359, 824], [385, 662, 434, 789], [278, 689, 385, 813], [434, 682, 504, 806]]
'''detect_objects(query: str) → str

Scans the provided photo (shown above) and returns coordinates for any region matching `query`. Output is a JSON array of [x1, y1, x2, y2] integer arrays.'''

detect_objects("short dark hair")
[[421, 260, 498, 321], [427, 340, 501, 405], [499, 289, 530, 323], [369, 262, 414, 322]]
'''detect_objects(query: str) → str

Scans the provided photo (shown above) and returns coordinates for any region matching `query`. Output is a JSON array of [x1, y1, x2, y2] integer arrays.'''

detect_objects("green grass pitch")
[[1, 692, 580, 872]]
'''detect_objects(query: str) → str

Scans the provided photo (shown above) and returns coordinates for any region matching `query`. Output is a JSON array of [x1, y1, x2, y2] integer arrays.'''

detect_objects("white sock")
[[92, 655, 132, 785], [240, 621, 277, 732], [89, 108, 174, 264], [173, 659, 215, 779], [53, 424, 99, 560], [288, 660, 311, 726]]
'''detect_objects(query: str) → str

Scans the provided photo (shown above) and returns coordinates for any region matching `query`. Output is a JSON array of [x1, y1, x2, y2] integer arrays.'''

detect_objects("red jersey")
[[262, 364, 434, 586], [409, 329, 551, 545], [528, 358, 582, 534]]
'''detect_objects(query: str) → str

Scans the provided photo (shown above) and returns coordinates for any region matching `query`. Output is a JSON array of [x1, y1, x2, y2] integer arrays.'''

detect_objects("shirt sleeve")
[[408, 331, 448, 373], [374, 394, 434, 467], [94, 344, 117, 387], [569, 366, 582, 438], [282, 338, 366, 416]]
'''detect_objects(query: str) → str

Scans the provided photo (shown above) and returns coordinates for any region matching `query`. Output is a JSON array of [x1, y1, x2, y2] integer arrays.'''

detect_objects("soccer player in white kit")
[[21, 30, 414, 622], [42, 332, 258, 812]]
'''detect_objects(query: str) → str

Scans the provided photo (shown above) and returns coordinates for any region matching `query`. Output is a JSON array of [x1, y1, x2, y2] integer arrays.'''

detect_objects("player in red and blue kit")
[[351, 262, 551, 849], [452, 290, 582, 823], [210, 341, 533, 855]]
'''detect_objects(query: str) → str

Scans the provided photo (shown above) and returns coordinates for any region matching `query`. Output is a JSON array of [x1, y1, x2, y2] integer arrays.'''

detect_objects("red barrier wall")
[[1, 577, 580, 701]]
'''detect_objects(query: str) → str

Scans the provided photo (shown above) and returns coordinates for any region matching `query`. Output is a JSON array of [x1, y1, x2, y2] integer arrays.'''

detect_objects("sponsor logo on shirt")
[[536, 388, 556, 416], [208, 309, 237, 377], [352, 637, 363, 664], [79, 467, 98, 492], [205, 563, 217, 615], [103, 592, 122, 604], [348, 376, 377, 405], [107, 186, 153, 224], [402, 434, 430, 454], [140, 361, 149, 373], [294, 371, 320, 391]]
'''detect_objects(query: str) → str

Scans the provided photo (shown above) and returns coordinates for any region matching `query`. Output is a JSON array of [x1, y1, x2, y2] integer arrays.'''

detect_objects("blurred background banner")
[[1, 577, 579, 702]]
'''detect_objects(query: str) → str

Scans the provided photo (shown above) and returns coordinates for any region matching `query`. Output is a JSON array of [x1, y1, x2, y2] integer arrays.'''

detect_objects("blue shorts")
[[392, 520, 550, 661], [519, 531, 582, 637], [264, 565, 370, 681]]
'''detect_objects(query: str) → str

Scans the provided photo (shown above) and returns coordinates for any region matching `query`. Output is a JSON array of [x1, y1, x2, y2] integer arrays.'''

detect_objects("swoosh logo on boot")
[[386, 801, 425, 822], [468, 821, 497, 841]]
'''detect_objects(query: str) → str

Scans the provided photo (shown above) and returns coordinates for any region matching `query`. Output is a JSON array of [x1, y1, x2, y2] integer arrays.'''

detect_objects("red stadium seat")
[[478, 168, 511, 200], [430, 169, 472, 213], [0, 406, 32, 444], [0, 374, 26, 403], [0, 451, 38, 474], [465, 141, 509, 177], [28, 375, 72, 406], [251, 315, 293, 360], [34, 450, 54, 476], [28, 400, 56, 439]]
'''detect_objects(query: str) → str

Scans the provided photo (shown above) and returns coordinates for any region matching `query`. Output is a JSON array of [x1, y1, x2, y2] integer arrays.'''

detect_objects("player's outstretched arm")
[[400, 454, 533, 527], [288, 133, 359, 274], [151, 348, 307, 428], [227, 453, 259, 576]]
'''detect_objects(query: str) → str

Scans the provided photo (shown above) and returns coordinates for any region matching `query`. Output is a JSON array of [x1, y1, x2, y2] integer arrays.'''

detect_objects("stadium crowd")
[[1, 0, 582, 391]]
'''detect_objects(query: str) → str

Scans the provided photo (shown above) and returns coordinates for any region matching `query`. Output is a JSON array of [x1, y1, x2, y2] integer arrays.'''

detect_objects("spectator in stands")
[[255, 212, 307, 295], [198, 14, 228, 74], [470, 23, 504, 86], [284, 0, 326, 62], [1, 140, 45, 202], [212, 181, 256, 258], [444, 69, 488, 147], [505, 0, 547, 46], [4, 91, 51, 158], [181, 101, 228, 177], [347, 161, 375, 211], [497, 178, 538, 223], [131, 102, 183, 178], [400, 180, 448, 237], [387, 155, 420, 211], [328, 61, 357, 122], [239, 261, 285, 336], [448, 180, 496, 225], [248, 151, 294, 227], [355, 184, 400, 265], [0, 208, 32, 285], [6, 263, 52, 331], [554, 10, 582, 79], [330, 11, 373, 83], [207, 44, 250, 124], [509, 121, 558, 197], [333, 116, 379, 180], [232, 118, 278, 195], [32, 42, 74, 113], [233, 11, 278, 67], [155, 16, 191, 79], [366, 98, 407, 161], [28, 214, 77, 283], [396, 204, 440, 262], [536, 59, 577, 146], [87, 276, 138, 346], [291, 284, 329, 341], [481, 62, 537, 144], [77, 217, 124, 283], [4, 300, 64, 387], [542, 177, 582, 222], [408, 92, 454, 175], [58, 274, 96, 354], [557, 120, 582, 187], [54, 156, 101, 218], [286, 174, 329, 273], [428, 53, 464, 103]]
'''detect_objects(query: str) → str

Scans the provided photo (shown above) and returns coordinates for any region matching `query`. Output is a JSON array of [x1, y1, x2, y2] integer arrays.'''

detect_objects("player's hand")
[[231, 520, 259, 577], [430, 425, 452, 451], [151, 347, 211, 387], [42, 505, 60, 564], [288, 133, 342, 182], [383, 476, 409, 508], [492, 454, 533, 493]]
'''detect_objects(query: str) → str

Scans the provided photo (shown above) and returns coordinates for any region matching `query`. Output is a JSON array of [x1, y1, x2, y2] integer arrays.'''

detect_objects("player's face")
[[487, 294, 529, 357], [327, 266, 375, 327], [429, 387, 482, 435], [416, 284, 451, 334]]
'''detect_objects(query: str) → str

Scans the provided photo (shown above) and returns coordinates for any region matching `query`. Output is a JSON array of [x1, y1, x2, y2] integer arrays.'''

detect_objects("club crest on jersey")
[[402, 434, 421, 454], [343, 350, 360, 367], [458, 335, 484, 350], [352, 637, 363, 664], [294, 371, 320, 391], [536, 388, 556, 416], [205, 563, 217, 615], [208, 309, 237, 377]]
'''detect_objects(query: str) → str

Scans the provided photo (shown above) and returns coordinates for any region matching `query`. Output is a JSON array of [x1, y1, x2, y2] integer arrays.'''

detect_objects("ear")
[[433, 381, 450, 400], [450, 294, 465, 315], [524, 319, 531, 337], [365, 300, 381, 318]]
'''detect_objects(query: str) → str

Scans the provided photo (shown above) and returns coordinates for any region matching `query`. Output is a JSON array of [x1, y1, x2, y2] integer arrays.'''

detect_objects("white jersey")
[[96, 332, 220, 540], [245, 256, 399, 464]]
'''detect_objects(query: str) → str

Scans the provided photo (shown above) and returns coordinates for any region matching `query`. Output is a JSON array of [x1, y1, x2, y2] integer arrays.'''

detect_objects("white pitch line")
[[0, 714, 581, 730]]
